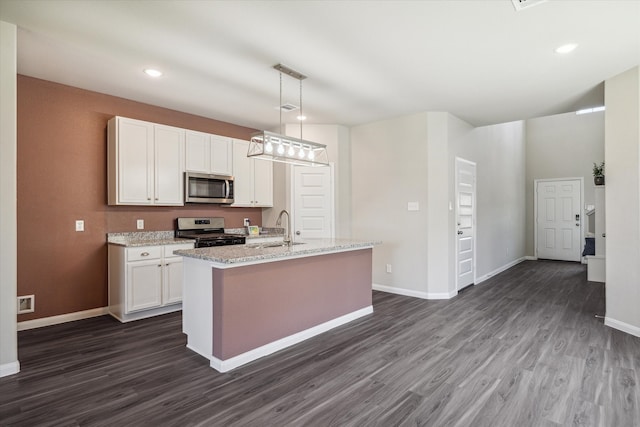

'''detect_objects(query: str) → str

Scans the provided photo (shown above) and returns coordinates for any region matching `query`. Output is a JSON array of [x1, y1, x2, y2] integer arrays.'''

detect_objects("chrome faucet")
[[275, 209, 292, 246]]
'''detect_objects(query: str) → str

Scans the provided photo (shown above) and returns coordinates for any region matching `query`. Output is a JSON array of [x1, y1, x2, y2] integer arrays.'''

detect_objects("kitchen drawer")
[[164, 243, 194, 258], [126, 246, 162, 262]]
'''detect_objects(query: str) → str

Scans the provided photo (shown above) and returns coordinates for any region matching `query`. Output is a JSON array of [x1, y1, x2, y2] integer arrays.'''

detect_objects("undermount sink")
[[247, 242, 306, 249]]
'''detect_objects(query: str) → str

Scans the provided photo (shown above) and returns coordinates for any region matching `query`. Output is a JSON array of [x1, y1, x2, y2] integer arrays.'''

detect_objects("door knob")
[[296, 231, 301, 235], [457, 230, 463, 235]]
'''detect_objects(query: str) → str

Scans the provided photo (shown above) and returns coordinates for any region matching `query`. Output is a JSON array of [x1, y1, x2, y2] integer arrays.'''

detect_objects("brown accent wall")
[[212, 249, 373, 360], [17, 75, 263, 321]]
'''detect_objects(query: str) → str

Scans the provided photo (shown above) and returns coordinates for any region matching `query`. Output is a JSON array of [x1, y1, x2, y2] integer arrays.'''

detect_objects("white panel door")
[[293, 165, 333, 239], [456, 158, 476, 291], [536, 179, 581, 261]]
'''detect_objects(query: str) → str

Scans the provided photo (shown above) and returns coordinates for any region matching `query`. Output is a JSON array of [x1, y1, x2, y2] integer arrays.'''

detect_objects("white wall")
[[262, 124, 351, 237], [525, 111, 605, 256], [449, 118, 527, 283], [352, 112, 526, 299], [351, 113, 430, 296], [426, 113, 452, 298], [0, 21, 19, 377], [604, 66, 640, 337]]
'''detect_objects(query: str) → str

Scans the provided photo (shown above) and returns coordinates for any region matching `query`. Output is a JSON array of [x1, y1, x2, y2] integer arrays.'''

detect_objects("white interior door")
[[292, 165, 334, 239], [535, 179, 582, 262], [456, 158, 476, 291]]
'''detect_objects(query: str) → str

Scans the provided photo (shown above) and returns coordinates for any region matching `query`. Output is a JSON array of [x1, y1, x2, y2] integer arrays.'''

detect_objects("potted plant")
[[593, 161, 605, 185]]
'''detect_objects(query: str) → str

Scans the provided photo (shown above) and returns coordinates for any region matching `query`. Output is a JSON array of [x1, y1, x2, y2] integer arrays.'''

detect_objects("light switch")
[[75, 220, 84, 232], [136, 219, 144, 230], [407, 202, 420, 211]]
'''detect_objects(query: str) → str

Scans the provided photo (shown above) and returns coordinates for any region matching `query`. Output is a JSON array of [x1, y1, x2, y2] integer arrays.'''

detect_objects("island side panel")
[[182, 257, 214, 359], [212, 248, 373, 360]]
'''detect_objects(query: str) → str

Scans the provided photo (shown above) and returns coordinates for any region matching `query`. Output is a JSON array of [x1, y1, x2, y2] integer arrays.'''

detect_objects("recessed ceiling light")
[[297, 115, 307, 121], [143, 68, 163, 77], [576, 106, 605, 115], [555, 43, 578, 54]]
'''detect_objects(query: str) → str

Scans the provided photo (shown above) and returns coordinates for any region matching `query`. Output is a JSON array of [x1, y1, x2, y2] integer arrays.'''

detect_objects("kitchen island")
[[174, 238, 378, 372]]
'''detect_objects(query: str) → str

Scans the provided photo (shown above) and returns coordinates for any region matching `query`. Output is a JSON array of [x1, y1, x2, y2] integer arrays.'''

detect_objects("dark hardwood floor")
[[2, 260, 639, 426]]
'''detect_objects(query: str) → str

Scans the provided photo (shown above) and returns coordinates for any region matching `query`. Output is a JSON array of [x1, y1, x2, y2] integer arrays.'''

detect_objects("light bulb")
[[277, 143, 285, 155], [308, 150, 315, 160], [298, 147, 306, 158], [265, 141, 273, 153], [288, 145, 296, 156]]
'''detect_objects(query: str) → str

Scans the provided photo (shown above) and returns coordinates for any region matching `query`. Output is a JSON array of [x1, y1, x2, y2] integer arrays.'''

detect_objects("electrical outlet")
[[243, 218, 250, 227], [136, 219, 144, 230], [386, 264, 392, 273], [75, 220, 84, 232]]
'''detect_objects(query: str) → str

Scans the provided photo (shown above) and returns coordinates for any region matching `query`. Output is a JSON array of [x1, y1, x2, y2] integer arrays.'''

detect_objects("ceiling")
[[1, 0, 639, 130]]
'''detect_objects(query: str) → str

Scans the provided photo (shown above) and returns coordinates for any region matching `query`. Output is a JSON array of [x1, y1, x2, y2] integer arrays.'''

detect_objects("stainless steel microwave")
[[184, 172, 234, 204]]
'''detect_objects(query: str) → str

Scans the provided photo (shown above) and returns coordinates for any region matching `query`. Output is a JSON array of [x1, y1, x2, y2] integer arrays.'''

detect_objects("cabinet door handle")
[[157, 264, 162, 267], [141, 252, 150, 256]]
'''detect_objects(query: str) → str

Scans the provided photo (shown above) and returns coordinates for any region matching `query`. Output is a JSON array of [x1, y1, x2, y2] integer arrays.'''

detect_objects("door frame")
[[455, 157, 477, 292], [290, 163, 336, 239], [533, 177, 584, 261]]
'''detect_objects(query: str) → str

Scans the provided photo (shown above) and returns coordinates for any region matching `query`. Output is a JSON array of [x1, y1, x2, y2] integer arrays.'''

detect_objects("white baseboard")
[[17, 307, 109, 331], [604, 317, 640, 338], [372, 284, 455, 300], [209, 305, 374, 372], [475, 257, 527, 285], [0, 360, 20, 378], [524, 256, 537, 261]]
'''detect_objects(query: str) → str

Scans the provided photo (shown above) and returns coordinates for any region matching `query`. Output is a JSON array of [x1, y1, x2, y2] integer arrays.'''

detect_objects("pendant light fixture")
[[247, 64, 329, 167]]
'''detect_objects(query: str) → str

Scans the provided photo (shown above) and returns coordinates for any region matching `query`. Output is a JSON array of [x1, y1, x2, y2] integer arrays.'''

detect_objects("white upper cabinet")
[[253, 155, 273, 206], [231, 139, 273, 207], [154, 124, 185, 205], [108, 116, 185, 206], [185, 130, 233, 176], [184, 130, 209, 173], [211, 135, 233, 176]]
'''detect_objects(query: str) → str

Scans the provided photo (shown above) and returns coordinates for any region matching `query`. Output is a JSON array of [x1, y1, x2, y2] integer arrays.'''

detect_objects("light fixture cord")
[[279, 72, 283, 136], [299, 79, 303, 140]]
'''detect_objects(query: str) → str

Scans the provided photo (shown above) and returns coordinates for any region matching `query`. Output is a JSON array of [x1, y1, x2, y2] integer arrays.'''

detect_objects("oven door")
[[185, 172, 234, 204]]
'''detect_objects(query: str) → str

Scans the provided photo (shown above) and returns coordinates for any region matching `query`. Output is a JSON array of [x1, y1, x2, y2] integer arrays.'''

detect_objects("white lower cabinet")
[[109, 242, 194, 322]]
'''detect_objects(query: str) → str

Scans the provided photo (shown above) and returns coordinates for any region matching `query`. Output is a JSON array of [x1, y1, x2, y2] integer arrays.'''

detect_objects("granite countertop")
[[174, 238, 380, 266], [107, 231, 195, 247], [227, 227, 285, 240], [106, 228, 284, 247]]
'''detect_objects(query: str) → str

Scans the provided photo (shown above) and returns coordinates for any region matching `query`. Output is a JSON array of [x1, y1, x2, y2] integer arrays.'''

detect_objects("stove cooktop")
[[175, 217, 245, 247]]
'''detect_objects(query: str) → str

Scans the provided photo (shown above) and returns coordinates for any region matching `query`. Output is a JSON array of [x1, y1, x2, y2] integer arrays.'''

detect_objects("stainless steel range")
[[175, 217, 245, 248]]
